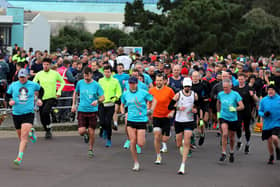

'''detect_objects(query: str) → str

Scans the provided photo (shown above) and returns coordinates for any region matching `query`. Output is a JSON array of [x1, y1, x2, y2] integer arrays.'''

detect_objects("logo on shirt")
[[19, 87, 28, 101]]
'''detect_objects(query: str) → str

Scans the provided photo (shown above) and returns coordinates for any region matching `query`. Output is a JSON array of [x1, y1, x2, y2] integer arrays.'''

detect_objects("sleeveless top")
[[175, 90, 195, 123], [168, 76, 183, 93]]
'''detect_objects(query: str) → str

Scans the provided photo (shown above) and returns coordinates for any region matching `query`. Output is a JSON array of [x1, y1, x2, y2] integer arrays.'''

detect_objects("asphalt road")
[[0, 131, 279, 187]]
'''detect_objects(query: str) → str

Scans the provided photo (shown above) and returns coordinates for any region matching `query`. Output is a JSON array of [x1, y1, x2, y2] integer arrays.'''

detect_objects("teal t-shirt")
[[124, 80, 148, 92], [7, 80, 40, 115], [76, 80, 104, 112], [121, 89, 153, 122], [217, 90, 242, 121], [113, 73, 129, 92]]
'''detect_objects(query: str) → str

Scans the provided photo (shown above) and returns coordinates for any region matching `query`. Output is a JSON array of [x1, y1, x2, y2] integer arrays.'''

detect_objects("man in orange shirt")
[[149, 73, 175, 164]]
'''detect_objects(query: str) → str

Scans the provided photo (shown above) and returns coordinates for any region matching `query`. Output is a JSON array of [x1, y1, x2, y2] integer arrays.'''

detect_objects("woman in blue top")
[[121, 76, 156, 171], [217, 79, 244, 164], [7, 69, 42, 166]]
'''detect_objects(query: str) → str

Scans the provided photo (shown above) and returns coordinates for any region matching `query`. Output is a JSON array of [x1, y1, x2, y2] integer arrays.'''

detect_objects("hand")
[[147, 109, 153, 116], [110, 96, 117, 103], [36, 99, 43, 107], [229, 106, 236, 112], [173, 94, 179, 101], [168, 111, 174, 118], [56, 94, 61, 98], [264, 111, 271, 117], [71, 105, 76, 113], [249, 90, 254, 96], [91, 100, 98, 106], [192, 107, 197, 114], [9, 100, 15, 106]]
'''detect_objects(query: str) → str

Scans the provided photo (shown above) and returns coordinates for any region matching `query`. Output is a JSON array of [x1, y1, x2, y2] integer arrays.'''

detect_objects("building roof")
[[24, 10, 39, 22]]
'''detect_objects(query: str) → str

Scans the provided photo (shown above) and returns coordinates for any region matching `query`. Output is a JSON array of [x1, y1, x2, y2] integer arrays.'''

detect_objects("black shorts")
[[115, 99, 121, 105], [200, 102, 209, 113], [127, 121, 147, 130], [174, 121, 196, 134], [12, 113, 34, 130], [262, 127, 280, 141], [78, 112, 98, 129], [153, 117, 171, 136], [219, 118, 239, 131]]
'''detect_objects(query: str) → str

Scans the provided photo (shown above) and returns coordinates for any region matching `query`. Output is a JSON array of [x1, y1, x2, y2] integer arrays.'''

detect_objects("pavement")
[[0, 126, 279, 187]]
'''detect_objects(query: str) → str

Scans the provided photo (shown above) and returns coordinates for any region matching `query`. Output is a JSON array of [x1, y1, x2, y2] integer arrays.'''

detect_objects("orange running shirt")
[[149, 86, 175, 118]]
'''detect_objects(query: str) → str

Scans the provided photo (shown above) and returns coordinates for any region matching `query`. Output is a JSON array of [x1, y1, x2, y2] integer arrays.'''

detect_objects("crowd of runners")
[[1, 44, 280, 174]]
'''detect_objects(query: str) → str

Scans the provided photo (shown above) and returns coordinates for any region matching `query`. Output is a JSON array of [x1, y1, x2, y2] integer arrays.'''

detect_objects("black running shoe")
[[219, 153, 227, 163], [229, 153, 234, 163], [244, 145, 249, 155], [236, 142, 242, 151], [84, 133, 89, 144], [275, 148, 280, 160], [112, 125, 118, 131], [198, 136, 205, 146], [45, 130, 52, 139], [267, 155, 274, 165]]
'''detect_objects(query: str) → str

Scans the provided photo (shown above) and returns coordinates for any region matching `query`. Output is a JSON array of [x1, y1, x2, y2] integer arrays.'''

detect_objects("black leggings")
[[99, 105, 115, 140], [236, 113, 251, 142], [39, 98, 57, 132]]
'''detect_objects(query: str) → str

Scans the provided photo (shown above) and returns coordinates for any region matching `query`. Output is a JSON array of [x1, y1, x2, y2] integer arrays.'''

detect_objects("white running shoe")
[[160, 147, 168, 153], [154, 155, 162, 165], [132, 162, 140, 171], [177, 163, 185, 175]]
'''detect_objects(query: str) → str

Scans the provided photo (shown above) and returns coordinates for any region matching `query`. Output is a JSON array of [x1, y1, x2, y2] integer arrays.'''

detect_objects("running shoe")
[[83, 133, 89, 144], [267, 155, 274, 165], [112, 125, 118, 131], [45, 130, 52, 139], [219, 153, 227, 163], [177, 163, 185, 175], [105, 139, 112, 147], [229, 153, 234, 163], [244, 145, 249, 154], [132, 162, 140, 171], [88, 149, 94, 158], [13, 157, 22, 166], [123, 139, 130, 149], [136, 144, 141, 154], [198, 135, 205, 146], [236, 142, 242, 151], [29, 128, 37, 143], [154, 155, 162, 165], [276, 147, 280, 160], [160, 147, 168, 153]]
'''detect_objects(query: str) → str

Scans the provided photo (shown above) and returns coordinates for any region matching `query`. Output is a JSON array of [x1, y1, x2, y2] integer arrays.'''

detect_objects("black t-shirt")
[[233, 85, 254, 112], [31, 63, 43, 73]]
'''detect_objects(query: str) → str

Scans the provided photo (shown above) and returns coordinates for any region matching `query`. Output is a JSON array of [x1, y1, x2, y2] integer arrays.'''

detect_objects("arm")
[[216, 100, 221, 113], [168, 93, 179, 110], [115, 81, 122, 99], [258, 100, 265, 117], [65, 70, 75, 83], [236, 100, 244, 111], [56, 72, 65, 96], [71, 90, 78, 112]]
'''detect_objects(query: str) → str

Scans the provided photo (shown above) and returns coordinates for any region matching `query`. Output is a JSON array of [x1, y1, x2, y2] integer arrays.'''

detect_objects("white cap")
[[183, 77, 192, 87]]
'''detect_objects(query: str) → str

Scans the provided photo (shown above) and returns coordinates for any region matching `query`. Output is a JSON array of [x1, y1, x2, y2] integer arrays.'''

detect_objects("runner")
[[258, 84, 280, 164], [7, 69, 42, 166], [149, 74, 175, 164], [121, 76, 156, 171], [71, 67, 104, 158], [233, 73, 258, 154], [33, 57, 65, 139], [217, 79, 244, 163], [98, 65, 122, 147], [168, 77, 198, 175]]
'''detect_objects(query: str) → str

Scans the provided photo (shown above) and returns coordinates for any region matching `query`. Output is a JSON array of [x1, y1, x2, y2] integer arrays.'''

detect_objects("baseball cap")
[[164, 63, 171, 69], [267, 84, 276, 90], [128, 76, 138, 84], [183, 77, 192, 87], [206, 69, 213, 73], [18, 69, 28, 78]]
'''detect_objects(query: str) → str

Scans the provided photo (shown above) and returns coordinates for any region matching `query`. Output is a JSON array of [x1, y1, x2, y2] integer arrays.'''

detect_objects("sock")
[[246, 141, 250, 146], [230, 150, 234, 154], [157, 153, 161, 158], [18, 152, 23, 159], [114, 121, 118, 126], [162, 142, 167, 149], [222, 152, 226, 155]]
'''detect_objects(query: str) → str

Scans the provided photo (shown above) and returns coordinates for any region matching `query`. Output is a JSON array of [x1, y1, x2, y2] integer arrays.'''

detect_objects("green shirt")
[[98, 76, 122, 104], [33, 69, 65, 100]]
